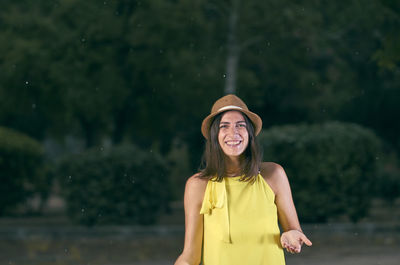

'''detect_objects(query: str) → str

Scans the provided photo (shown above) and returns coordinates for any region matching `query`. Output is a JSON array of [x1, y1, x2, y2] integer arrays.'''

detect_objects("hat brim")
[[201, 108, 262, 139]]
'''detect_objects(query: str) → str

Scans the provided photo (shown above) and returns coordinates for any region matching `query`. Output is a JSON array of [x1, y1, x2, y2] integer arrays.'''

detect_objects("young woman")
[[175, 94, 312, 265]]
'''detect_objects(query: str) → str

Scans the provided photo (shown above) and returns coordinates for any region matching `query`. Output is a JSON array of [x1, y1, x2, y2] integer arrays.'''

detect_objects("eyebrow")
[[220, 120, 246, 124]]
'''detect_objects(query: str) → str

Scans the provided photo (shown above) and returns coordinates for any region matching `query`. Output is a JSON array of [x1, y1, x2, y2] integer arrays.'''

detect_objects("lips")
[[225, 140, 242, 147]]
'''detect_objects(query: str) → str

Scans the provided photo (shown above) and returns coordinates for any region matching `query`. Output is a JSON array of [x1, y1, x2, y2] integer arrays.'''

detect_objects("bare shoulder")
[[184, 173, 209, 205], [186, 173, 208, 190], [260, 162, 286, 180], [260, 162, 288, 194]]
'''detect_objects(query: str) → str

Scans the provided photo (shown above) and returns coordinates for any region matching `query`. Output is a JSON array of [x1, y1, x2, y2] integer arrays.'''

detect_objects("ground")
[[0, 220, 399, 265], [1, 199, 399, 265]]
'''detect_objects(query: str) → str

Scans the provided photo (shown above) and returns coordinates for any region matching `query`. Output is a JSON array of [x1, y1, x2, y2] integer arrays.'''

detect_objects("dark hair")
[[198, 111, 262, 183]]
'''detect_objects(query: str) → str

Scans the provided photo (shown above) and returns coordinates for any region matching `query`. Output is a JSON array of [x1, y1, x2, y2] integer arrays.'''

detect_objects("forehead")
[[220, 110, 245, 122]]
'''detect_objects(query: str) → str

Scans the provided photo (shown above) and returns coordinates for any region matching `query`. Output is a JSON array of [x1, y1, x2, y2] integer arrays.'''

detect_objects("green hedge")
[[0, 127, 48, 215], [374, 151, 400, 202], [259, 122, 381, 223], [166, 138, 192, 200], [57, 144, 171, 226]]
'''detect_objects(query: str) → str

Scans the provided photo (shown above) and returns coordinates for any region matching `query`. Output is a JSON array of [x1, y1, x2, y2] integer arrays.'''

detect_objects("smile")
[[225, 140, 242, 147]]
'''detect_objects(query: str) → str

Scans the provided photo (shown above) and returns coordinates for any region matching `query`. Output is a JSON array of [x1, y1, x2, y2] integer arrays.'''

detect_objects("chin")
[[222, 147, 246, 158]]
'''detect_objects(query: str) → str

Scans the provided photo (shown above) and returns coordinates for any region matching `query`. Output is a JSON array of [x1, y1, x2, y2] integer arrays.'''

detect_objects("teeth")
[[226, 140, 241, 146]]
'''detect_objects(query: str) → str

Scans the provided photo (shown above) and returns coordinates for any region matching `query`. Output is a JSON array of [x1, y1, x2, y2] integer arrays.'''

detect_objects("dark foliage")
[[259, 122, 381, 222], [0, 0, 399, 220], [0, 127, 50, 215], [56, 144, 171, 226]]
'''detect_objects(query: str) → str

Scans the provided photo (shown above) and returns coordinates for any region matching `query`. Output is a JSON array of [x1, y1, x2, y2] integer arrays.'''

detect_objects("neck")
[[224, 155, 243, 177]]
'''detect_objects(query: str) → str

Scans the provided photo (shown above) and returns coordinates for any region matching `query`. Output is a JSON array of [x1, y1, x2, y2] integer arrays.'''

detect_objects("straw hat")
[[201, 94, 262, 139]]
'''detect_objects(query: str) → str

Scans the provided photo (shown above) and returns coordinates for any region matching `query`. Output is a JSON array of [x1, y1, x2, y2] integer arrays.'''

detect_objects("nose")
[[229, 125, 239, 135]]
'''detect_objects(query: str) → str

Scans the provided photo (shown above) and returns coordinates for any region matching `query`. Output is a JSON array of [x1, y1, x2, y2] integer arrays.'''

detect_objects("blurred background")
[[0, 0, 399, 264]]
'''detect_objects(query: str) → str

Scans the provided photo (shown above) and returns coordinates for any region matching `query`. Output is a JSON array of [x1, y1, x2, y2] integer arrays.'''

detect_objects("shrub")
[[166, 138, 192, 200], [374, 151, 400, 202], [57, 144, 171, 226], [0, 127, 49, 215], [259, 122, 381, 223]]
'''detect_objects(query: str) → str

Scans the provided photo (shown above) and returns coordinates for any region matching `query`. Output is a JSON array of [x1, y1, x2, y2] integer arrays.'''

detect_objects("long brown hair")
[[198, 111, 262, 183]]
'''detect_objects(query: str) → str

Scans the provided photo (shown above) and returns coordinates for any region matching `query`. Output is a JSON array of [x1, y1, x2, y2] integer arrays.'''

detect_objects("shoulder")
[[186, 173, 209, 189], [184, 173, 209, 205], [260, 162, 289, 194], [260, 162, 286, 179]]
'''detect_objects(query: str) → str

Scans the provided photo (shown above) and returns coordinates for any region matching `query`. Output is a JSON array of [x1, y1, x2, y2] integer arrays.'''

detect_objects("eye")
[[220, 124, 228, 129], [238, 123, 246, 128]]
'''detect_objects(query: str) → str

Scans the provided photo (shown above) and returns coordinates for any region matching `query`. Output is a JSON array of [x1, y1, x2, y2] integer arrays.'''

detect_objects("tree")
[[1, 0, 399, 161]]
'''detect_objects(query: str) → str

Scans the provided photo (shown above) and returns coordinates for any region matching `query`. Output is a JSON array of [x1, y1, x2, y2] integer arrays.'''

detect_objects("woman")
[[175, 94, 312, 265]]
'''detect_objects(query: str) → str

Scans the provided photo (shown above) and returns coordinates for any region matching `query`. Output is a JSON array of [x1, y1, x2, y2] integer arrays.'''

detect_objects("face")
[[218, 111, 249, 159]]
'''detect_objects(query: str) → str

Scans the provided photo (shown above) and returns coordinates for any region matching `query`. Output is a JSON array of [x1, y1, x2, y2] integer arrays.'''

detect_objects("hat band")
[[217, 105, 243, 112]]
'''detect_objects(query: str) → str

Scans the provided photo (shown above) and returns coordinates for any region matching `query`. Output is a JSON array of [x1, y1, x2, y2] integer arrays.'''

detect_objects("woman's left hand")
[[280, 230, 312, 254]]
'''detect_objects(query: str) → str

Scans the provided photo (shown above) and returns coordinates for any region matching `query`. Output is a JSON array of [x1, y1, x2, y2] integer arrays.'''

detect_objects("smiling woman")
[[217, 111, 249, 161], [198, 111, 261, 183], [174, 94, 312, 265]]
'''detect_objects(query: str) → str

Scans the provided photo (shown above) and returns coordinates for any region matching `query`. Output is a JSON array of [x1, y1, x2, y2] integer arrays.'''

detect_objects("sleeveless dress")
[[200, 173, 285, 265]]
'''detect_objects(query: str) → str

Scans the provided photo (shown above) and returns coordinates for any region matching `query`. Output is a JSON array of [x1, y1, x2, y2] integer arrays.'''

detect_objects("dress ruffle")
[[200, 177, 231, 243]]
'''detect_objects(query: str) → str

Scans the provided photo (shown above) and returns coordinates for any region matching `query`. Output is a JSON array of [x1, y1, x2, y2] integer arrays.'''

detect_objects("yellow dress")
[[200, 173, 285, 265]]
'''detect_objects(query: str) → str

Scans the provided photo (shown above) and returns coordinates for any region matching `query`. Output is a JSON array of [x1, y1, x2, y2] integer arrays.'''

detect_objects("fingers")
[[300, 234, 313, 246], [282, 242, 301, 253], [281, 236, 301, 253], [281, 230, 312, 254]]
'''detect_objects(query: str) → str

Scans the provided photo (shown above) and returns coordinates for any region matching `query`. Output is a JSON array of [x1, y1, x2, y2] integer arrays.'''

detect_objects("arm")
[[174, 174, 207, 265], [261, 162, 312, 253]]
